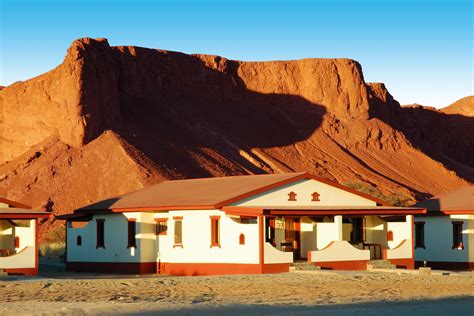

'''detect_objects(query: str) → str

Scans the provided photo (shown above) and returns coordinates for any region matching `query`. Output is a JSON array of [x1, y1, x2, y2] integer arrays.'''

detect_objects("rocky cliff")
[[0, 38, 472, 239]]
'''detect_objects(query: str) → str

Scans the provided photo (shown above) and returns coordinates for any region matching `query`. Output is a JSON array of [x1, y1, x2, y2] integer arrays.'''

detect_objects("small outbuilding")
[[0, 198, 50, 275], [58, 173, 425, 275], [414, 186, 474, 270]]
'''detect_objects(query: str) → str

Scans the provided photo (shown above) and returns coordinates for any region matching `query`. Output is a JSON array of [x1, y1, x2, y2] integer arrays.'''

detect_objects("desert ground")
[[1, 263, 473, 315]]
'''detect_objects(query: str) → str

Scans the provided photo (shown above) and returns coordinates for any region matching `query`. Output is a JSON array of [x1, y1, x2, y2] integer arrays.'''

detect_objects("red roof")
[[72, 172, 388, 214], [415, 186, 474, 214]]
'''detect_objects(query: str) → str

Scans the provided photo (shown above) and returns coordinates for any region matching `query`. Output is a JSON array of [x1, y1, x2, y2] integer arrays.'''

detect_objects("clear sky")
[[1, 0, 472, 108]]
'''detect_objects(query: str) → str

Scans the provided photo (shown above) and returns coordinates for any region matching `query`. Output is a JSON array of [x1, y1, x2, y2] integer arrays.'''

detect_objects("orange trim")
[[111, 205, 216, 212], [210, 216, 221, 248], [3, 267, 38, 276], [0, 213, 51, 219], [222, 206, 263, 216], [173, 244, 183, 248], [173, 216, 183, 220], [307, 250, 312, 263], [128, 218, 136, 222], [159, 262, 289, 276], [267, 209, 425, 216], [443, 210, 474, 215], [14, 236, 20, 248]]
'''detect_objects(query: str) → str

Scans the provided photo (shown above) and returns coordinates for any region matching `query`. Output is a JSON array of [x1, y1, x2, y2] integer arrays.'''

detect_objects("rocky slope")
[[441, 96, 474, 117], [0, 38, 472, 240]]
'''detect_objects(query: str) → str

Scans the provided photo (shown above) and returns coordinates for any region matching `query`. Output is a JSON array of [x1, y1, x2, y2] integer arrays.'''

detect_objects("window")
[[311, 192, 320, 202], [210, 216, 220, 247], [174, 217, 183, 246], [452, 221, 464, 250], [96, 219, 105, 249], [239, 234, 245, 245], [415, 222, 425, 249], [155, 219, 168, 235], [77, 236, 82, 246], [288, 191, 297, 201], [127, 219, 136, 248]]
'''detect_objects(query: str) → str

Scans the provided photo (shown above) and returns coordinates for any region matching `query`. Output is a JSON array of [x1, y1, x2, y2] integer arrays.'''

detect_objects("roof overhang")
[[0, 208, 51, 219], [222, 206, 426, 216], [55, 213, 93, 221]]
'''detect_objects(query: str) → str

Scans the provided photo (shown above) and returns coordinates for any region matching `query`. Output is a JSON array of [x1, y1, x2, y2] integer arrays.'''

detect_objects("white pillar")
[[335, 215, 343, 241]]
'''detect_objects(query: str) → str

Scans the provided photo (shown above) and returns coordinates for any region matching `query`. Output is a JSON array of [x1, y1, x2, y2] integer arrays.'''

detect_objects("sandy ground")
[[1, 263, 473, 315]]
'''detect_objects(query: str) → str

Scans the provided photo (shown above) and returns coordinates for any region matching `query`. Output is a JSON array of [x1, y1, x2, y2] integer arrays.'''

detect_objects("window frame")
[[210, 216, 221, 248], [452, 221, 464, 250], [155, 218, 168, 236], [414, 221, 425, 249], [127, 218, 137, 249], [173, 216, 183, 248], [96, 219, 105, 249]]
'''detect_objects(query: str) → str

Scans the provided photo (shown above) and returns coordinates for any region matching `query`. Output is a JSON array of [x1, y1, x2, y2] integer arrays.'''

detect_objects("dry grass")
[[38, 242, 65, 258]]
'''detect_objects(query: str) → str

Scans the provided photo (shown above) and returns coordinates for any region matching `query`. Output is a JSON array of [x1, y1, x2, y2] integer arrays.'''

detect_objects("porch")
[[225, 205, 425, 270], [0, 207, 49, 275]]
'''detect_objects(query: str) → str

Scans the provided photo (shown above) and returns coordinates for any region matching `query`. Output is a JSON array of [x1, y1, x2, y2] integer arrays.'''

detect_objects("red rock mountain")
[[441, 96, 474, 117], [0, 38, 472, 240]]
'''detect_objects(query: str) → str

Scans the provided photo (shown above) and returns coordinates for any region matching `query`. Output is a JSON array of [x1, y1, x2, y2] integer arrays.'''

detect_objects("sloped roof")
[[75, 172, 387, 212], [0, 197, 31, 209], [0, 207, 50, 218], [414, 186, 474, 213]]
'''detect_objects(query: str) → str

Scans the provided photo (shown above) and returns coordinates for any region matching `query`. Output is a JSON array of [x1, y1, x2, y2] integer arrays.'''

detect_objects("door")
[[351, 217, 364, 244], [283, 218, 301, 260]]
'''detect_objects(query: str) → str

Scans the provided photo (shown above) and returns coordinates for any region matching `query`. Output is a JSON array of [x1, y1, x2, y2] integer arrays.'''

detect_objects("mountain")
[[0, 38, 472, 241], [441, 96, 474, 117]]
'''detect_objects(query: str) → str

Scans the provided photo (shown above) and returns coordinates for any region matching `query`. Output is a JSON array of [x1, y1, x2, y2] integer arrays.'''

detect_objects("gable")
[[232, 178, 378, 207]]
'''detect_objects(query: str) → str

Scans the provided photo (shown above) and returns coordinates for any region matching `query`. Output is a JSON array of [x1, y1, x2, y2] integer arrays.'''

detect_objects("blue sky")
[[1, 0, 472, 108]]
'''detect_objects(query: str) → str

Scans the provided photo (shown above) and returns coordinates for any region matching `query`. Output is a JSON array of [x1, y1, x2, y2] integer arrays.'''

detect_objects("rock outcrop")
[[0, 38, 472, 240]]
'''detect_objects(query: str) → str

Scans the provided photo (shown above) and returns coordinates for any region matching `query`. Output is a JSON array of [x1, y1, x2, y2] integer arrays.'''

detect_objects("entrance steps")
[[367, 260, 396, 270], [290, 262, 320, 272]]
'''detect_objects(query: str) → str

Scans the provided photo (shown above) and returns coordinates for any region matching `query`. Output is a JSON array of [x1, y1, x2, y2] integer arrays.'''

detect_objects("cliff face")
[[0, 38, 472, 237]]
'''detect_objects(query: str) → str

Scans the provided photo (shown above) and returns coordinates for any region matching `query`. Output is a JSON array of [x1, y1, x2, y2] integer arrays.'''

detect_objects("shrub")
[[39, 242, 65, 258], [344, 182, 411, 206]]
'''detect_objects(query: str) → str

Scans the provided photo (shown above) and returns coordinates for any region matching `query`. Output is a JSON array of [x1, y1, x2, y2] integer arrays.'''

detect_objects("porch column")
[[335, 215, 343, 241]]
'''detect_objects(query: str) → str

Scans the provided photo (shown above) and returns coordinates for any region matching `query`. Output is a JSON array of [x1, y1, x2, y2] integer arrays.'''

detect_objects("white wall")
[[309, 240, 370, 262], [159, 210, 260, 264], [67, 212, 148, 263], [415, 215, 471, 263], [0, 219, 36, 269], [233, 179, 377, 207], [0, 219, 35, 253], [264, 242, 293, 264], [316, 219, 340, 249], [387, 216, 412, 249]]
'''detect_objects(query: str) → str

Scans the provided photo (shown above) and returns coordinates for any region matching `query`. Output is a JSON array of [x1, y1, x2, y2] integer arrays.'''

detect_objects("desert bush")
[[39, 242, 66, 258], [343, 182, 411, 206]]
